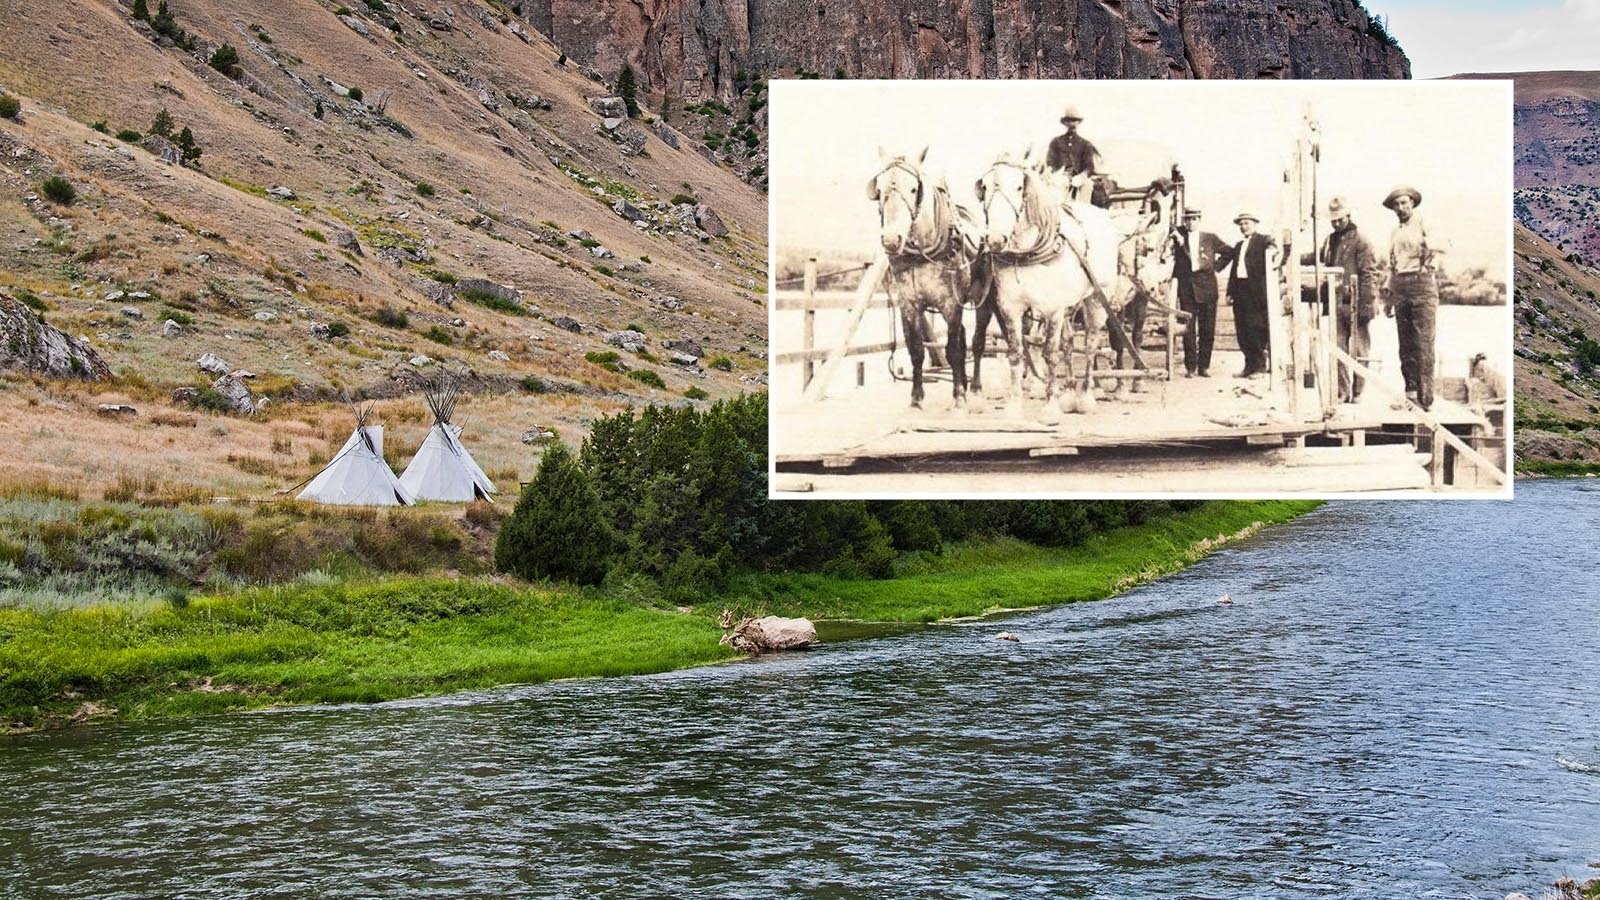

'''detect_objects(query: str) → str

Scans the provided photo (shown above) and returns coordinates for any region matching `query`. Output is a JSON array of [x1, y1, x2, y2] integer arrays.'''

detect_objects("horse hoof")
[[1057, 392, 1079, 414], [1078, 392, 1098, 414]]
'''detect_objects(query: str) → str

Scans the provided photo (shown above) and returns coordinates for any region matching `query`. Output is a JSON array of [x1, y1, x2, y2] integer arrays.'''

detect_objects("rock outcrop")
[[520, 0, 1408, 99], [0, 293, 112, 380], [720, 615, 817, 653]]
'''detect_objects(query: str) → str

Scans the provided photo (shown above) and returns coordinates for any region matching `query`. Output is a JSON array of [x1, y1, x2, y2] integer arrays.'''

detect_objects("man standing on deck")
[[1216, 212, 1277, 378], [1383, 185, 1444, 411], [1172, 207, 1227, 377], [1321, 196, 1382, 403], [1046, 106, 1109, 208]]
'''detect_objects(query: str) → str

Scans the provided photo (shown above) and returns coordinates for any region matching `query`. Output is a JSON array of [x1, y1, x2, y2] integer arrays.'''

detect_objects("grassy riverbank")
[[1, 500, 1318, 732]]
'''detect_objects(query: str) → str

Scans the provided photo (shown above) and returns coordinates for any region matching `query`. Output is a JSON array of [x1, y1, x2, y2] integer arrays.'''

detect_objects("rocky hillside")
[[1448, 71, 1600, 466], [522, 0, 1408, 94], [1512, 224, 1600, 465], [0, 0, 768, 497]]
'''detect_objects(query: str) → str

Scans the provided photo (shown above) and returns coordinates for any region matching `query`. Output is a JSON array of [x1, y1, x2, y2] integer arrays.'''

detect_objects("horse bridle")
[[979, 160, 1060, 261], [873, 160, 960, 263]]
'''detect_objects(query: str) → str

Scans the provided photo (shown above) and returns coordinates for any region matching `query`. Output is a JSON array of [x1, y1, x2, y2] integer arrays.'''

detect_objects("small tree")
[[40, 176, 77, 206], [131, 0, 150, 19], [494, 440, 615, 585], [0, 94, 19, 121], [616, 63, 639, 118], [175, 126, 201, 163], [209, 43, 240, 76], [149, 107, 175, 138]]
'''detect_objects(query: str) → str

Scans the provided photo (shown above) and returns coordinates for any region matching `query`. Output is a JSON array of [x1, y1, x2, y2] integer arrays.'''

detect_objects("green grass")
[[727, 500, 1319, 623], [1515, 459, 1600, 477], [0, 500, 1318, 731], [0, 578, 735, 729]]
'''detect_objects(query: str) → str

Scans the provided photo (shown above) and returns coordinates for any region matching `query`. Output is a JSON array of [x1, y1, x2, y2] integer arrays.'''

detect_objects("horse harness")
[[872, 160, 981, 307]]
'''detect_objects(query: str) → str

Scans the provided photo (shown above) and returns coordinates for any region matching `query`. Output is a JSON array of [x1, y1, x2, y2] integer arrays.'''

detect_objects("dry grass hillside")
[[0, 0, 768, 499], [1513, 224, 1600, 463]]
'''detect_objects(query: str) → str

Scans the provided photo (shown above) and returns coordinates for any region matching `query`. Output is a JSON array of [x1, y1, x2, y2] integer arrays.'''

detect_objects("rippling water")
[[3, 481, 1598, 898]]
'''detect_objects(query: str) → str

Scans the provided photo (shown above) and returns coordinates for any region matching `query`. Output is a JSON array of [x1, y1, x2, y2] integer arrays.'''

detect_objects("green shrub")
[[0, 95, 21, 120], [578, 237, 600, 248], [149, 108, 175, 138], [415, 181, 435, 197], [116, 129, 142, 142], [91, 120, 110, 133], [335, 5, 352, 14], [191, 387, 234, 413], [325, 321, 351, 339], [371, 306, 409, 328], [302, 228, 327, 242], [347, 86, 364, 102], [520, 375, 550, 394], [594, 265, 613, 277], [709, 355, 734, 372], [39, 176, 77, 206], [628, 369, 665, 389], [161, 307, 194, 326], [424, 325, 452, 345], [585, 350, 621, 372], [209, 43, 240, 76], [494, 440, 614, 585], [683, 385, 708, 400], [458, 287, 524, 315], [425, 269, 456, 284]]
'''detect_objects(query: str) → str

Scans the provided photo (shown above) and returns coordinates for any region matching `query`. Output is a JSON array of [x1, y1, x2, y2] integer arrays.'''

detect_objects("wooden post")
[[1328, 345, 1507, 485], [802, 257, 818, 390], [803, 254, 891, 403]]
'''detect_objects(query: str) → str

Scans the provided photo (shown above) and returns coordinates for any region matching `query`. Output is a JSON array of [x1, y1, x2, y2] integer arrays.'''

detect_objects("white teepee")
[[298, 402, 415, 506], [399, 374, 497, 502]]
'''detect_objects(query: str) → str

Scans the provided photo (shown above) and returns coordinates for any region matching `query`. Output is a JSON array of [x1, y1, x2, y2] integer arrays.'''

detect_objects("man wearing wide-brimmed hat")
[[1172, 206, 1228, 377], [1045, 105, 1106, 206], [1320, 195, 1382, 402], [1383, 184, 1443, 410], [1216, 211, 1277, 378]]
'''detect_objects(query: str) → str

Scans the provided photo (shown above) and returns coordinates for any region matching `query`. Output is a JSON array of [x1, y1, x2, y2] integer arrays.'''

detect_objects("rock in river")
[[721, 616, 817, 654]]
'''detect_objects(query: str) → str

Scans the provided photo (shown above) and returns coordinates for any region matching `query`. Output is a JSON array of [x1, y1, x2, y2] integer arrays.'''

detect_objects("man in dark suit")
[[1045, 106, 1109, 208], [1216, 212, 1276, 377], [1172, 207, 1227, 377]]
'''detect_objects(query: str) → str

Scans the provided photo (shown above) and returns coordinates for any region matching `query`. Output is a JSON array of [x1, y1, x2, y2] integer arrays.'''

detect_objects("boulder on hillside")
[[209, 374, 261, 415], [664, 338, 704, 358], [604, 329, 647, 352], [141, 134, 181, 165], [0, 293, 112, 380], [196, 352, 230, 375], [329, 229, 362, 255], [720, 616, 817, 654], [588, 95, 627, 119], [612, 199, 646, 223], [600, 118, 649, 156], [650, 120, 680, 149], [550, 315, 583, 333], [694, 204, 729, 237]]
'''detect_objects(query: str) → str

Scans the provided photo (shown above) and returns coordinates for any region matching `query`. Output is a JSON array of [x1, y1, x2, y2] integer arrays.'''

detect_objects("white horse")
[[975, 151, 1120, 418]]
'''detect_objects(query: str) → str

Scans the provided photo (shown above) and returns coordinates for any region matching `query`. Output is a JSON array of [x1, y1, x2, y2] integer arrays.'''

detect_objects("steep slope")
[[1513, 224, 1600, 465], [0, 0, 769, 497]]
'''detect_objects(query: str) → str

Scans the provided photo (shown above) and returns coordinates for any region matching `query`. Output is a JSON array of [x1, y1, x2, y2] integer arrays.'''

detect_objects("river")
[[3, 480, 1597, 898]]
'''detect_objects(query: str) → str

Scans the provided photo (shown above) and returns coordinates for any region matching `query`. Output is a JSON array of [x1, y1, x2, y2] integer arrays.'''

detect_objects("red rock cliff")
[[524, 0, 1408, 98]]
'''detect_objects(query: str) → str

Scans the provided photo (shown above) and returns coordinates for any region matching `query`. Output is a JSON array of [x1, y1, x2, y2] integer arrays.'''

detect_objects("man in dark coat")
[[1172, 206, 1228, 377], [1320, 195, 1382, 402], [1045, 105, 1109, 208], [1216, 212, 1276, 377]]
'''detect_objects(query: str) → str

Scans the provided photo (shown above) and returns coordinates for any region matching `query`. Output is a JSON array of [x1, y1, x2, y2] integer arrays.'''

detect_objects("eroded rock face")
[[0, 293, 112, 380], [521, 0, 1407, 98]]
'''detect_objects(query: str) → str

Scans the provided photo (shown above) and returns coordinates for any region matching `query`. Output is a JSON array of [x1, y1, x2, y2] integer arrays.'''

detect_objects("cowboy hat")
[[1327, 195, 1350, 217], [1233, 211, 1260, 225], [1059, 105, 1084, 124], [1383, 185, 1421, 210]]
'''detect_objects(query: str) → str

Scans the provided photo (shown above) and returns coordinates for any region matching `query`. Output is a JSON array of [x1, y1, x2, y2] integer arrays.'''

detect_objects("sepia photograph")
[[770, 80, 1513, 498]]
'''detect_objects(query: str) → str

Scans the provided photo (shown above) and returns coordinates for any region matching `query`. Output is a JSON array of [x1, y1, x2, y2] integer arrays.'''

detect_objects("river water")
[[3, 480, 1598, 898]]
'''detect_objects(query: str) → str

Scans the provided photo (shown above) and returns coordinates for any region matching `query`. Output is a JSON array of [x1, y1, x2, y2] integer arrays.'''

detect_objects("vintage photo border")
[[765, 79, 1515, 502]]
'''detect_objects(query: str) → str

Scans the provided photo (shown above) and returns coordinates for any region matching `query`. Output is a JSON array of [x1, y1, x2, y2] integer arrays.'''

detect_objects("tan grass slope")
[[0, 0, 769, 497]]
